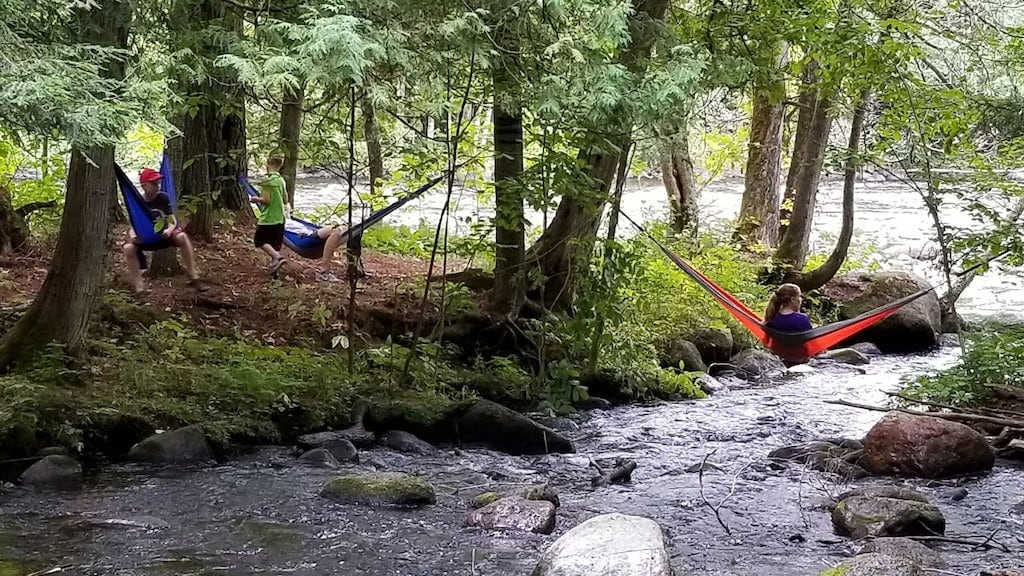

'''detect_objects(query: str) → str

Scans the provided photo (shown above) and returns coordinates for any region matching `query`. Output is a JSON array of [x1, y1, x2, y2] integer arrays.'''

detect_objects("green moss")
[[321, 473, 436, 506], [819, 565, 849, 576], [472, 492, 503, 508]]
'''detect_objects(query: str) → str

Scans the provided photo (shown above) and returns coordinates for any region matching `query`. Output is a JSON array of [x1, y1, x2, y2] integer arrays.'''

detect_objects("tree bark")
[[775, 89, 833, 269], [361, 79, 384, 194], [0, 0, 129, 369], [780, 63, 819, 240], [279, 85, 304, 207], [735, 84, 786, 247], [490, 14, 526, 315], [661, 129, 699, 235], [0, 187, 30, 254], [783, 90, 869, 291], [525, 0, 669, 309]]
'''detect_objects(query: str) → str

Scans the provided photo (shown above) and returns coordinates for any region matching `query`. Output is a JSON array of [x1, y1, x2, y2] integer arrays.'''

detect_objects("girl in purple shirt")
[[764, 283, 813, 332]]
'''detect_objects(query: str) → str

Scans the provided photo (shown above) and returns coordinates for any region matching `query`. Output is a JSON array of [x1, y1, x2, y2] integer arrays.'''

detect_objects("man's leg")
[[122, 242, 145, 292], [171, 232, 200, 281], [317, 226, 345, 269]]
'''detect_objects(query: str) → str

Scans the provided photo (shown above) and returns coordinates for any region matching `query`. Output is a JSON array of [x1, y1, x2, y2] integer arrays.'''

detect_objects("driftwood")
[[825, 399, 1024, 429], [590, 458, 636, 487], [885, 392, 1024, 420]]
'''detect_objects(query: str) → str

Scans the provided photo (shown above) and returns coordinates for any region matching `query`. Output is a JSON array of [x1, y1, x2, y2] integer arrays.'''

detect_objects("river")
[[1, 178, 1023, 575]]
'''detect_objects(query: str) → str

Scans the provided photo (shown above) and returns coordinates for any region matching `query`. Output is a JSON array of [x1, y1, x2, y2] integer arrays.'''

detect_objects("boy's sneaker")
[[316, 271, 341, 283], [268, 257, 286, 276]]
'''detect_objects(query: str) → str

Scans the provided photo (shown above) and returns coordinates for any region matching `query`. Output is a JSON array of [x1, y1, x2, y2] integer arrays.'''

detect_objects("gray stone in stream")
[[839, 485, 932, 503], [832, 488, 945, 539], [849, 342, 883, 356], [456, 400, 574, 455], [858, 538, 947, 570], [982, 570, 1024, 576], [820, 553, 926, 576], [533, 416, 580, 433], [297, 426, 374, 451], [128, 425, 214, 464], [473, 492, 503, 509], [730, 349, 785, 380], [696, 374, 726, 395], [532, 513, 671, 576], [37, 446, 69, 457], [691, 327, 733, 365], [381, 430, 436, 455], [824, 272, 940, 353], [575, 397, 612, 411], [465, 496, 556, 535], [18, 455, 82, 488], [520, 483, 560, 508], [298, 448, 339, 469], [320, 472, 435, 507], [659, 338, 706, 372], [861, 412, 994, 478], [820, 348, 871, 365]]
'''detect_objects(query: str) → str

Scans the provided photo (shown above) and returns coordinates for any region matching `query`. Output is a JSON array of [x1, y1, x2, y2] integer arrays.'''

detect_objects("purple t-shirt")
[[766, 311, 813, 333]]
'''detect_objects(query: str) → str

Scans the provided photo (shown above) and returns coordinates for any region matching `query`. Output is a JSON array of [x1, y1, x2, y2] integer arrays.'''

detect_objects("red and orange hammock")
[[620, 212, 934, 362]]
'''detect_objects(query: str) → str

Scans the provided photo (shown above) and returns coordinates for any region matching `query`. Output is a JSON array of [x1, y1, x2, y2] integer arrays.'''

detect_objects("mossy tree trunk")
[[279, 85, 304, 207], [0, 187, 30, 254], [662, 128, 699, 235]]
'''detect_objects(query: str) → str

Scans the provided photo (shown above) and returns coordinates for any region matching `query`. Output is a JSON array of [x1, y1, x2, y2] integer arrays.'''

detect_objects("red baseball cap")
[[139, 168, 163, 184]]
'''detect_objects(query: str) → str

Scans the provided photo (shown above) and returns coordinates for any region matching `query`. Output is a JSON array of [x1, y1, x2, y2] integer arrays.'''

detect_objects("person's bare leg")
[[260, 243, 285, 274], [173, 232, 200, 280], [122, 242, 145, 292], [318, 227, 345, 270]]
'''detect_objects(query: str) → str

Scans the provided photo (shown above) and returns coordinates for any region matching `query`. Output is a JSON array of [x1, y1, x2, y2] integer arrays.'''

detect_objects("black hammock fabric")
[[240, 175, 443, 259], [619, 211, 934, 361]]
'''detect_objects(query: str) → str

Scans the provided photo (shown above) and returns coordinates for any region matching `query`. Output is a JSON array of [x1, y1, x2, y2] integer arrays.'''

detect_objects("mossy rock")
[[820, 553, 925, 576], [320, 472, 436, 507], [473, 492, 503, 508], [832, 494, 944, 539]]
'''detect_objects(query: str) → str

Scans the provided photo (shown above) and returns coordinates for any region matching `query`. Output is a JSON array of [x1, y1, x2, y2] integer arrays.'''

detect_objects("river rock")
[[457, 400, 574, 455], [320, 472, 436, 507], [532, 513, 671, 576], [17, 455, 82, 488], [833, 487, 945, 539], [520, 483, 561, 507], [533, 416, 580, 433], [768, 441, 868, 479], [820, 348, 870, 365], [381, 430, 435, 455], [297, 426, 374, 451], [859, 538, 947, 569], [473, 492, 503, 508], [824, 272, 940, 353], [128, 425, 214, 464], [692, 327, 733, 365], [731, 348, 785, 379], [696, 373, 726, 395], [850, 342, 883, 356], [981, 570, 1024, 576], [575, 397, 612, 411], [821, 553, 926, 576], [465, 496, 556, 534], [298, 448, 339, 468], [861, 412, 995, 478], [659, 338, 706, 372]]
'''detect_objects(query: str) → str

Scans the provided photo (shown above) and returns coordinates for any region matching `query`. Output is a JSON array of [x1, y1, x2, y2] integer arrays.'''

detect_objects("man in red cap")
[[121, 167, 204, 292]]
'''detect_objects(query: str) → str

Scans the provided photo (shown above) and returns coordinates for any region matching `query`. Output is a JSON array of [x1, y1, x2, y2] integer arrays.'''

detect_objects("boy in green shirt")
[[252, 154, 288, 274]]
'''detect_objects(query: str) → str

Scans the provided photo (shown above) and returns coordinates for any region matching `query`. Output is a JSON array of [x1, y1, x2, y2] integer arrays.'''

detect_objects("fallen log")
[[590, 459, 636, 487], [885, 392, 1024, 420], [825, 399, 1024, 429]]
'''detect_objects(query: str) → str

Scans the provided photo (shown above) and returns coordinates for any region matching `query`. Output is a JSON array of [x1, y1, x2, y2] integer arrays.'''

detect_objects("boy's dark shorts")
[[133, 236, 176, 252], [254, 224, 285, 251]]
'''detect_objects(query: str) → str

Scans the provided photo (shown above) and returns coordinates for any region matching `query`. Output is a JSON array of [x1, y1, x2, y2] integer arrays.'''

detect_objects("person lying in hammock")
[[283, 217, 349, 281], [121, 167, 205, 293], [764, 283, 813, 333]]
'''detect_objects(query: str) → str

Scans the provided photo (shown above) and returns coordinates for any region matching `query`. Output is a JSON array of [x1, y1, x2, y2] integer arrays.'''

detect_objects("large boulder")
[[658, 338, 706, 372], [832, 486, 945, 539], [320, 472, 435, 507], [820, 553, 925, 576], [730, 349, 785, 379], [861, 412, 995, 478], [298, 448, 339, 469], [465, 496, 556, 534], [691, 327, 733, 365], [824, 272, 940, 353], [532, 513, 671, 576], [381, 430, 436, 455], [859, 538, 947, 570], [18, 455, 82, 488], [127, 425, 214, 464], [457, 400, 574, 455]]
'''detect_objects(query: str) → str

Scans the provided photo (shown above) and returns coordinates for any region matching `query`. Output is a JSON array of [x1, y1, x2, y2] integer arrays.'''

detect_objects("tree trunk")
[[525, 0, 669, 309], [783, 90, 869, 291], [661, 129, 699, 235], [780, 63, 819, 240], [0, 187, 30, 254], [0, 0, 129, 369], [775, 92, 834, 269], [361, 79, 384, 194], [735, 84, 786, 247], [490, 18, 526, 315], [279, 85, 304, 207]]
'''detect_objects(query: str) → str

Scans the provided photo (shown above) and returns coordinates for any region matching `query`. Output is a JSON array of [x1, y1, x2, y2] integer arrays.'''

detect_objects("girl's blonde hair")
[[765, 283, 802, 322]]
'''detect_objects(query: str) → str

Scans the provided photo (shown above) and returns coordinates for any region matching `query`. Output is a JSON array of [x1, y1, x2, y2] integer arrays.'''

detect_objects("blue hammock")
[[114, 153, 178, 245], [240, 175, 443, 259]]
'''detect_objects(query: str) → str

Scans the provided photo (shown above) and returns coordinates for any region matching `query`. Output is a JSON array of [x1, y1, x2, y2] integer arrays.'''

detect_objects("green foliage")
[[903, 323, 1024, 406]]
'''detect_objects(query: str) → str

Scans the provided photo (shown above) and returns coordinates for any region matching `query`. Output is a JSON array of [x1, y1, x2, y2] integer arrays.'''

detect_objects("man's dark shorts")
[[254, 224, 285, 251]]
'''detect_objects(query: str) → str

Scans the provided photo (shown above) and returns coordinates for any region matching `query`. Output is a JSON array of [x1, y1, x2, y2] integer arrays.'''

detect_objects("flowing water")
[[2, 178, 1023, 575]]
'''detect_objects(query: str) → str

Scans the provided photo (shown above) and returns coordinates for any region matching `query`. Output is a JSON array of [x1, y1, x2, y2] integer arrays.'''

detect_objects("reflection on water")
[[1, 345, 1022, 575]]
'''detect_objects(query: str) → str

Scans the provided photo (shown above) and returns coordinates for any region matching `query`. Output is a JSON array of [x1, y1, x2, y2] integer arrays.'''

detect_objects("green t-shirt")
[[258, 173, 286, 225]]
